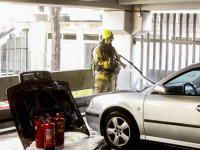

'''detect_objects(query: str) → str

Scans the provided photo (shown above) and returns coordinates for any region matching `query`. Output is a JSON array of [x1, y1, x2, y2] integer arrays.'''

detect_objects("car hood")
[[93, 90, 143, 101], [91, 89, 147, 108], [7, 71, 89, 149]]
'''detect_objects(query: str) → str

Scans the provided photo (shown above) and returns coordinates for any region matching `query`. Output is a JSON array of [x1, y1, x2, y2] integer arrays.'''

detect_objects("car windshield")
[[164, 69, 200, 95], [167, 70, 200, 84]]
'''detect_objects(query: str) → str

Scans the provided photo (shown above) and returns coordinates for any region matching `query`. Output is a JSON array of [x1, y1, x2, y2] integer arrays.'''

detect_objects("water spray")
[[119, 54, 155, 85]]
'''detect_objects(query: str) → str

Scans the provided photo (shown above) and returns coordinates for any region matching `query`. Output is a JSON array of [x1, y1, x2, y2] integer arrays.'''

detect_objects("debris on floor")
[[0, 120, 102, 150]]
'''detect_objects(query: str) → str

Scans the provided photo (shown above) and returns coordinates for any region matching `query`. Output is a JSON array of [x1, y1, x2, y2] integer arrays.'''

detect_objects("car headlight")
[[88, 100, 93, 108]]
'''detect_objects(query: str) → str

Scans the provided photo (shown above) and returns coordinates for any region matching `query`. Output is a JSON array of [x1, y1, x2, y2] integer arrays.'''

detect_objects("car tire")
[[103, 111, 139, 149]]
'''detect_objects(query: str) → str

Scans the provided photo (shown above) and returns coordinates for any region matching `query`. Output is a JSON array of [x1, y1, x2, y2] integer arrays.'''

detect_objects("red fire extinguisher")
[[55, 112, 65, 148], [34, 116, 45, 149], [44, 118, 55, 150]]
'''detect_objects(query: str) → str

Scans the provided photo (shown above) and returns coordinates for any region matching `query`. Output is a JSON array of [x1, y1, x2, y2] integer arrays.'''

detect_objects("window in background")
[[83, 34, 99, 41], [63, 33, 76, 40]]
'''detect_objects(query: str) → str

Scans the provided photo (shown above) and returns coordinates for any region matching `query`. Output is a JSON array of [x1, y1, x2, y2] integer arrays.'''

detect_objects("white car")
[[86, 62, 200, 149]]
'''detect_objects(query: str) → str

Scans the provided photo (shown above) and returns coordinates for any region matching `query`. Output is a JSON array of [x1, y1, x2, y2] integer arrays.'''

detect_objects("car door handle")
[[195, 105, 200, 112]]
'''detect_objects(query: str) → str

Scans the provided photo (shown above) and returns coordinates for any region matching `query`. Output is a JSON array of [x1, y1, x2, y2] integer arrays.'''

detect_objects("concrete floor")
[[0, 117, 194, 150], [0, 117, 105, 150], [0, 131, 104, 150]]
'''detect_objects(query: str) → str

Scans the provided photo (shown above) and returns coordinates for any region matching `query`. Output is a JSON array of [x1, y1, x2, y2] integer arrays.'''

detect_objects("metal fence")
[[0, 29, 28, 76], [134, 13, 200, 89]]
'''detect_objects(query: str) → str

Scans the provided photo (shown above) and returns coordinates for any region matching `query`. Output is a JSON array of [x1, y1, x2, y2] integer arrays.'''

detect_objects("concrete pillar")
[[29, 23, 46, 70], [131, 40, 141, 89], [112, 35, 132, 90], [103, 10, 152, 90], [103, 10, 132, 90], [103, 10, 132, 35], [131, 11, 152, 89], [132, 12, 151, 36]]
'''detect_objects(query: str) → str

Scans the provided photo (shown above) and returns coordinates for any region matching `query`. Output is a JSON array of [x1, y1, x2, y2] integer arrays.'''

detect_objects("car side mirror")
[[154, 85, 168, 94]]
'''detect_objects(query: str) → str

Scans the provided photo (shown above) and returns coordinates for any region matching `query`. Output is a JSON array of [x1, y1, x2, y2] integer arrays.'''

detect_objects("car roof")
[[189, 62, 200, 67]]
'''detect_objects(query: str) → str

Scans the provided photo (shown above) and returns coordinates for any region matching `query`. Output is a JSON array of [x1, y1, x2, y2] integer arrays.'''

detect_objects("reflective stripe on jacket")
[[95, 74, 115, 80]]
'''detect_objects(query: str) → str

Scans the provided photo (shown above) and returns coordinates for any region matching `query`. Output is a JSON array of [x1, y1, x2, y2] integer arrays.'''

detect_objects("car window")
[[164, 69, 200, 96]]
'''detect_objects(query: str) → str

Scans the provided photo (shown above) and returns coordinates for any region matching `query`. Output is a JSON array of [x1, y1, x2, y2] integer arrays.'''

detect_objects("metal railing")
[[134, 13, 200, 89]]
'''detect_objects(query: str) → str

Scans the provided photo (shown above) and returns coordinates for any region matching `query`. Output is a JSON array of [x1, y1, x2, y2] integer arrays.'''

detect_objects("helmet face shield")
[[108, 31, 114, 40]]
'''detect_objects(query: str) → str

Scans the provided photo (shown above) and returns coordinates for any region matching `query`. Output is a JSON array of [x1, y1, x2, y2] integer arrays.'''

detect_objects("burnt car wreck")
[[7, 71, 89, 149]]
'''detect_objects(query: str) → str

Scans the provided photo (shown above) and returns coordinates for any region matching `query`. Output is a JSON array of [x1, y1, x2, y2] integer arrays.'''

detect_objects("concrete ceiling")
[[118, 0, 200, 11], [0, 0, 132, 10], [134, 3, 200, 11], [118, 0, 200, 4], [0, 0, 200, 11]]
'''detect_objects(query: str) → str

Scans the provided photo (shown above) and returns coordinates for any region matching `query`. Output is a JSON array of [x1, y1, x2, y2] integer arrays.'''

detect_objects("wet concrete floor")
[[0, 132, 195, 150], [94, 139, 195, 150], [0, 116, 196, 150]]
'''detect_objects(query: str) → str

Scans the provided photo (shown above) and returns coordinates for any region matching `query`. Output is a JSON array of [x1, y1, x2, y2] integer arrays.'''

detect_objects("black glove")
[[110, 61, 116, 69], [113, 62, 120, 75]]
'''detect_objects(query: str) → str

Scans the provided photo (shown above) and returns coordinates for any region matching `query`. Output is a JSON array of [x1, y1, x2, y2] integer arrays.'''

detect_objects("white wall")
[[103, 10, 133, 90], [46, 23, 102, 71], [112, 35, 132, 90], [5, 12, 133, 91], [29, 23, 46, 70], [131, 40, 142, 89]]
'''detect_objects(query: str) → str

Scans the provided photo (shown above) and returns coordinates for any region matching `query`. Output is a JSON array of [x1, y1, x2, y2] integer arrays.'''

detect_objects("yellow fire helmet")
[[101, 30, 114, 41]]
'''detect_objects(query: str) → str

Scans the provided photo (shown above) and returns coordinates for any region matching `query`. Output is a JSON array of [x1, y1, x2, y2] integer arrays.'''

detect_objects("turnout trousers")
[[92, 78, 116, 94]]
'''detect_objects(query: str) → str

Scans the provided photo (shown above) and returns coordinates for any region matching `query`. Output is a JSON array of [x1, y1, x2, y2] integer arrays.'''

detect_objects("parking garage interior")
[[1, 0, 200, 149]]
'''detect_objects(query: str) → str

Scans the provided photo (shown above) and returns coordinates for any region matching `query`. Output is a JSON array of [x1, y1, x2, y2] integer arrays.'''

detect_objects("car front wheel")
[[103, 111, 139, 149]]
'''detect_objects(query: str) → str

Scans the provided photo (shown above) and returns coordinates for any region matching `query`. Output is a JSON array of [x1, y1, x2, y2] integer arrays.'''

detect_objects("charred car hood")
[[7, 71, 89, 149]]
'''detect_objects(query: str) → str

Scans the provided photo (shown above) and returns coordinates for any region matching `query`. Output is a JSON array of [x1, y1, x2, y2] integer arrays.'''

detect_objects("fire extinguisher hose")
[[32, 120, 45, 141], [35, 120, 44, 135]]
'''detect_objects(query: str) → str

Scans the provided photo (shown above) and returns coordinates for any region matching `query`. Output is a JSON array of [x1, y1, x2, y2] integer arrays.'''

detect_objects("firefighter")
[[92, 30, 121, 94]]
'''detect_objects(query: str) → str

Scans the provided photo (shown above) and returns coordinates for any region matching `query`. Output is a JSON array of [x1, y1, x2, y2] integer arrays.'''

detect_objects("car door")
[[144, 69, 200, 144]]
